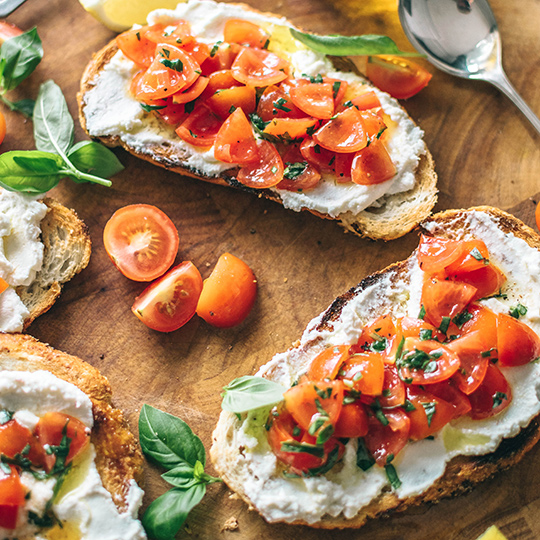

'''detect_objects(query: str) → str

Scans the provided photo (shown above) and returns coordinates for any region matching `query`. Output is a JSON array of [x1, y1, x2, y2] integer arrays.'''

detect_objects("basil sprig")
[[139, 405, 220, 540], [0, 80, 123, 194], [221, 376, 286, 414], [0, 27, 43, 116], [290, 29, 421, 57]]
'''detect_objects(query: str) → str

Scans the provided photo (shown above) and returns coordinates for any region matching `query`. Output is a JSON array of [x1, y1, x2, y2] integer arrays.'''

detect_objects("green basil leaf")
[[290, 29, 421, 57], [221, 376, 285, 414], [33, 80, 74, 155], [139, 404, 206, 470], [12, 98, 35, 117], [142, 484, 205, 540], [67, 141, 124, 180], [0, 150, 62, 193], [0, 27, 43, 92], [161, 463, 197, 489]]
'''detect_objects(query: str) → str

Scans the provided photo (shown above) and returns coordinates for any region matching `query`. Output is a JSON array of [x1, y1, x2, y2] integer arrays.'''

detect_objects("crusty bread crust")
[[0, 333, 144, 512], [78, 16, 438, 241], [17, 198, 91, 330], [211, 206, 540, 528]]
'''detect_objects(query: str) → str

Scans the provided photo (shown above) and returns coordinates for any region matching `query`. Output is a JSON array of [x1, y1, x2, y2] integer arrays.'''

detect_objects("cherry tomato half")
[[132, 261, 203, 332], [0, 420, 45, 467], [0, 21, 23, 45], [0, 110, 6, 146], [104, 204, 179, 282], [0, 466, 25, 529]]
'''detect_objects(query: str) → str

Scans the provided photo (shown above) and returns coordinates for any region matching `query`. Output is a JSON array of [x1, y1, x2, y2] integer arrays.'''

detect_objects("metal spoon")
[[398, 0, 540, 135], [0, 0, 27, 17]]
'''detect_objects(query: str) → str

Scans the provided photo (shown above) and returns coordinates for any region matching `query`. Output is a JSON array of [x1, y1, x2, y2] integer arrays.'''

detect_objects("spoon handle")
[[482, 70, 540, 136]]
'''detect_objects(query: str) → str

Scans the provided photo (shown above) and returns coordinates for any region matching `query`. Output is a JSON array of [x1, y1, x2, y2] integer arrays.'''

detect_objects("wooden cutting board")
[[3, 0, 540, 538]]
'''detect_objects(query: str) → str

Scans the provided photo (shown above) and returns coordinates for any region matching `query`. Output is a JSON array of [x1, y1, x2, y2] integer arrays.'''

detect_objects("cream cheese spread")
[[0, 370, 146, 540], [229, 211, 540, 524], [83, 0, 426, 219]]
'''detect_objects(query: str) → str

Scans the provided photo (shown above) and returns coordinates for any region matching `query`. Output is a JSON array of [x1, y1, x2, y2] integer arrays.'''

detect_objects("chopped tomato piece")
[[224, 19, 270, 49], [359, 110, 387, 140], [181, 40, 210, 66], [334, 402, 369, 438], [256, 85, 304, 121], [417, 236, 465, 276], [0, 277, 8, 294], [379, 364, 406, 408], [200, 69, 238, 100], [350, 90, 381, 111], [289, 82, 335, 120], [457, 264, 506, 301], [468, 363, 512, 419], [176, 105, 223, 147], [206, 85, 256, 119], [353, 314, 396, 356], [237, 140, 284, 188], [103, 204, 179, 282], [326, 77, 348, 106], [117, 27, 157, 68], [365, 409, 410, 466], [214, 108, 258, 163], [406, 386, 455, 440], [313, 107, 368, 153], [231, 47, 289, 87], [132, 261, 203, 332], [201, 42, 239, 75], [263, 117, 318, 140], [351, 138, 396, 185], [142, 97, 188, 125], [144, 21, 194, 47], [444, 239, 490, 276], [333, 153, 355, 182], [460, 304, 498, 344], [299, 138, 336, 171], [172, 76, 209, 104], [276, 145, 321, 192], [196, 252, 257, 328], [308, 345, 351, 381], [0, 466, 25, 530], [0, 420, 45, 467], [429, 381, 472, 419], [397, 316, 445, 342], [340, 351, 385, 396], [497, 312, 540, 366], [0, 21, 23, 45], [365, 55, 432, 100]]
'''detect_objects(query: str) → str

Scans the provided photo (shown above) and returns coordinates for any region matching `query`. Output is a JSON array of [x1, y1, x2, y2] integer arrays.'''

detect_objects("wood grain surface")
[[2, 0, 540, 538]]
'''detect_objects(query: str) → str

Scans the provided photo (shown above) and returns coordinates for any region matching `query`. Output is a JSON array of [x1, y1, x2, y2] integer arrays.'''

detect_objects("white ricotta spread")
[[0, 371, 146, 540], [0, 190, 47, 332], [83, 0, 426, 219], [229, 211, 540, 524]]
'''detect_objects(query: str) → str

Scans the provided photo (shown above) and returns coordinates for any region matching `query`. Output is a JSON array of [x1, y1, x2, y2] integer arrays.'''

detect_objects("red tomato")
[[406, 386, 455, 440], [429, 381, 472, 419], [153, 98, 189, 125], [460, 304, 498, 344], [359, 110, 387, 139], [0, 110, 6, 146], [350, 90, 381, 111], [196, 253, 257, 328], [351, 138, 396, 185], [201, 43, 239, 76], [224, 19, 269, 48], [379, 364, 406, 408], [340, 351, 385, 396], [289, 82, 335, 120], [365, 55, 432, 100], [103, 204, 179, 282], [352, 314, 397, 358], [468, 363, 512, 419], [200, 69, 239, 100], [214, 108, 258, 164], [457, 264, 506, 301], [263, 117, 318, 140], [275, 144, 321, 192], [181, 40, 210, 66], [444, 239, 490, 276], [117, 27, 157, 67], [0, 420, 45, 467], [0, 277, 8, 295], [35, 413, 90, 472], [206, 85, 256, 120], [397, 316, 445, 342], [0, 466, 25, 530], [144, 21, 193, 47], [299, 138, 336, 171], [231, 47, 289, 87], [417, 235, 465, 276], [332, 152, 355, 182], [132, 261, 203, 332], [497, 312, 540, 366], [365, 409, 410, 466], [398, 337, 461, 385], [308, 345, 350, 381], [0, 21, 23, 45], [283, 380, 344, 431], [172, 75, 209, 104], [334, 402, 369, 438], [237, 140, 284, 188], [313, 107, 368, 153], [256, 85, 305, 121], [176, 104, 223, 147]]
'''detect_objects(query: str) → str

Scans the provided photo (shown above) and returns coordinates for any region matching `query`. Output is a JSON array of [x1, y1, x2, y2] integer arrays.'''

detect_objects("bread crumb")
[[221, 517, 239, 532], [283, 277, 288, 283], [229, 492, 240, 500]]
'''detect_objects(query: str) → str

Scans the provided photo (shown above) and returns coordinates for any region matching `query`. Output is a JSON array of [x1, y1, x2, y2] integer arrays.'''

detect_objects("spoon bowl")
[[398, 0, 540, 135]]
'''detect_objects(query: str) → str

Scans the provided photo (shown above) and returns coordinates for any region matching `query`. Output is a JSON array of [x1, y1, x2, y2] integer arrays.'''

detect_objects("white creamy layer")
[[0, 371, 146, 540], [232, 211, 540, 524], [83, 0, 426, 219], [0, 190, 48, 332]]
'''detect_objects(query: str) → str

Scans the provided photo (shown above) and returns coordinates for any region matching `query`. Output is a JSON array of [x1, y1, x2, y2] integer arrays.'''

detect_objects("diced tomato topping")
[[397, 316, 445, 342], [0, 420, 45, 467], [172, 76, 209, 104], [340, 351, 385, 396], [256, 85, 304, 121], [497, 312, 540, 367], [406, 386, 455, 440], [378, 364, 406, 408], [201, 43, 239, 75], [350, 90, 381, 111], [468, 363, 512, 419], [289, 82, 335, 120], [359, 110, 387, 139], [142, 97, 188, 125], [417, 236, 465, 276], [263, 117, 318, 140], [429, 381, 472, 419], [0, 466, 25, 530], [457, 264, 506, 301], [175, 105, 223, 147], [299, 138, 336, 171], [231, 47, 289, 87], [313, 107, 368, 153], [353, 314, 396, 355], [334, 402, 369, 438], [444, 240, 490, 276], [224, 19, 269, 49], [365, 409, 410, 466], [237, 140, 284, 188], [144, 21, 194, 47], [181, 40, 210, 66], [206, 85, 256, 119], [308, 345, 350, 381], [214, 108, 258, 164], [332, 153, 355, 183], [117, 27, 157, 68], [200, 69, 239, 100], [351, 138, 396, 185], [275, 145, 321, 192]]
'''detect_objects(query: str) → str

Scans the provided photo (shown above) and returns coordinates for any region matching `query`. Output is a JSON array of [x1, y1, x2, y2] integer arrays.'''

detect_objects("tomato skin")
[[397, 316, 445, 342], [444, 239, 489, 276], [313, 107, 368, 153], [0, 420, 45, 467], [132, 261, 203, 332], [0, 110, 6, 146], [144, 22, 194, 47], [172, 75, 209, 104], [308, 345, 350, 381], [497, 312, 540, 367], [0, 466, 25, 529], [117, 27, 157, 68], [457, 264, 506, 301], [256, 85, 304, 121], [300, 138, 336, 172], [152, 97, 189, 125], [176, 104, 223, 147], [365, 55, 432, 100], [364, 409, 410, 466], [103, 204, 179, 282], [237, 140, 284, 188], [350, 90, 381, 111], [263, 117, 318, 140], [200, 69, 239, 101], [417, 236, 465, 276], [379, 364, 406, 408], [0, 21, 23, 45], [341, 352, 385, 396], [214, 108, 258, 164], [429, 381, 471, 419], [468, 363, 512, 419], [289, 82, 335, 120], [406, 386, 455, 440], [206, 85, 256, 120], [334, 402, 369, 438], [201, 43, 239, 76], [351, 138, 396, 185], [196, 253, 257, 328], [224, 19, 269, 49], [231, 47, 289, 87]]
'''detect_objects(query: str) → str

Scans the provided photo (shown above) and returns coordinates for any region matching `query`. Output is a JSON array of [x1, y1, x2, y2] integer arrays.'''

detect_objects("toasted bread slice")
[[211, 206, 540, 528], [16, 197, 91, 330], [0, 332, 144, 513], [77, 2, 437, 241]]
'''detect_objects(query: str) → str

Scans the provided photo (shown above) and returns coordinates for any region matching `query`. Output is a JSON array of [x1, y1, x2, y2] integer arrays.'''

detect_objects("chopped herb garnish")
[[439, 316, 451, 334], [308, 415, 327, 436], [160, 48, 171, 58], [188, 129, 198, 138], [332, 81, 341, 98], [382, 389, 391, 397], [343, 395, 356, 405], [470, 247, 487, 262], [328, 156, 335, 166], [0, 462, 11, 474], [353, 371, 364, 382], [453, 309, 473, 328], [418, 305, 426, 320], [398, 348, 441, 374], [421, 402, 436, 427], [135, 31, 141, 41], [313, 144, 321, 154], [210, 41, 222, 57], [343, 100, 353, 108], [273, 97, 291, 112], [229, 105, 237, 114], [283, 161, 308, 180], [140, 103, 166, 112], [292, 426, 301, 438], [370, 335, 388, 352], [419, 329, 433, 341], [493, 391, 507, 409], [306, 73, 323, 84], [184, 101, 196, 114], [371, 401, 389, 426], [281, 441, 326, 458], [262, 38, 270, 49], [356, 439, 375, 471], [271, 165, 278, 174], [316, 423, 335, 445], [385, 464, 401, 489], [509, 303, 528, 319], [481, 348, 496, 358], [160, 58, 184, 72], [403, 399, 416, 412], [395, 335, 405, 363], [306, 124, 317, 136], [0, 409, 13, 425], [386, 453, 394, 464], [306, 444, 341, 476]]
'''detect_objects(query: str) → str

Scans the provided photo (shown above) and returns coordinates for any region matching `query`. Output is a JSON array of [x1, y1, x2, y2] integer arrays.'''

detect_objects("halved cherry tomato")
[[176, 104, 223, 147], [397, 316, 445, 342], [0, 466, 25, 529], [334, 402, 369, 438], [104, 204, 179, 282], [181, 40, 210, 66], [201, 43, 239, 76], [351, 138, 396, 185], [132, 261, 203, 332], [256, 85, 304, 121], [0, 420, 45, 467], [263, 117, 318, 140], [289, 82, 335, 120], [457, 264, 506, 301], [144, 21, 193, 47], [365, 409, 410, 466], [231, 47, 289, 87], [379, 364, 406, 408], [300, 138, 336, 171], [196, 252, 257, 328], [0, 110, 6, 146], [353, 314, 397, 357], [200, 69, 239, 100], [359, 110, 387, 139], [365, 55, 432, 100], [468, 363, 512, 419], [0, 21, 23, 45], [340, 351, 385, 396], [206, 85, 256, 119], [35, 413, 90, 472], [142, 97, 187, 125], [172, 76, 209, 104], [224, 19, 269, 49], [214, 108, 258, 163], [497, 312, 540, 366], [444, 239, 490, 276], [313, 107, 368, 153], [308, 345, 350, 381], [406, 386, 454, 440], [350, 90, 381, 111], [429, 381, 471, 419], [417, 236, 465, 276], [117, 27, 157, 68], [237, 140, 284, 188], [276, 145, 321, 192], [0, 277, 8, 295], [460, 304, 498, 344]]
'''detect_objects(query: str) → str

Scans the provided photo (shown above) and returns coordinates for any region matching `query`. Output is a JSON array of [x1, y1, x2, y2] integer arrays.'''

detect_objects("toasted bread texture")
[[211, 206, 540, 528], [17, 197, 91, 330], [0, 332, 144, 512], [77, 3, 437, 241]]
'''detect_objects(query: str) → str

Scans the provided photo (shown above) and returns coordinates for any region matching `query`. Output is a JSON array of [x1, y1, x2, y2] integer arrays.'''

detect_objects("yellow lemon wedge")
[[78, 0, 187, 32], [475, 526, 508, 540]]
